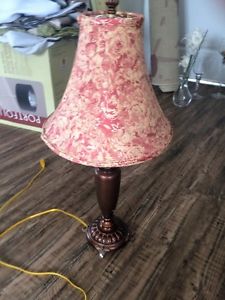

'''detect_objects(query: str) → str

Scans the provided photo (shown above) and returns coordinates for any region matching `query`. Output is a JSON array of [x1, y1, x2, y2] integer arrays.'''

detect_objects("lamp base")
[[86, 216, 129, 255]]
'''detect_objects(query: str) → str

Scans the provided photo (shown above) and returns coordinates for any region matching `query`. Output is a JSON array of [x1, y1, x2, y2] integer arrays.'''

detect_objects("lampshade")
[[41, 7, 173, 255], [41, 12, 172, 168]]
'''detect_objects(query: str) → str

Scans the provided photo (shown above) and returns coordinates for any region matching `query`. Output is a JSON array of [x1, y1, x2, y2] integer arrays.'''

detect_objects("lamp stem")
[[95, 168, 120, 219], [86, 167, 129, 254]]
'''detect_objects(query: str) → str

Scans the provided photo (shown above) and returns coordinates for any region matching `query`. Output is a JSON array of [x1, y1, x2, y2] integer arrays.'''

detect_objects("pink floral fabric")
[[41, 12, 172, 167]]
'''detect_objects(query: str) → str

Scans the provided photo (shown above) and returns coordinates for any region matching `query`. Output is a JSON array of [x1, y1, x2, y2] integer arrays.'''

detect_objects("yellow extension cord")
[[0, 160, 88, 300]]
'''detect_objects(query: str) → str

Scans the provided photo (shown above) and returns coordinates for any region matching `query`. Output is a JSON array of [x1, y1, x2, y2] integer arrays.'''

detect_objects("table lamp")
[[41, 0, 172, 256]]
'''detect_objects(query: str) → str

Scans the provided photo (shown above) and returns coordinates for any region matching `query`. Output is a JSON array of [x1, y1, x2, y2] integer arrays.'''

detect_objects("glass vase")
[[173, 76, 192, 108], [192, 73, 204, 100]]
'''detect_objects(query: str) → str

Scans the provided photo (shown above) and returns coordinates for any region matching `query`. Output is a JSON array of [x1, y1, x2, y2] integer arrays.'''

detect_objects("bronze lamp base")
[[86, 168, 129, 256]]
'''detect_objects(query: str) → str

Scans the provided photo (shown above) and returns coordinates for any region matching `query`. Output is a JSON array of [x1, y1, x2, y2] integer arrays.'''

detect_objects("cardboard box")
[[0, 39, 77, 131]]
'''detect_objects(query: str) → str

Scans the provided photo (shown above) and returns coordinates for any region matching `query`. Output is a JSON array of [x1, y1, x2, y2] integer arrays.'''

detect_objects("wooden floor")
[[1, 86, 225, 300]]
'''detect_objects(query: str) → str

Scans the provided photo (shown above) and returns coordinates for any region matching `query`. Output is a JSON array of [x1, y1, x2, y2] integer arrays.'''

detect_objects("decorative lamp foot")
[[86, 216, 129, 253], [86, 167, 129, 254]]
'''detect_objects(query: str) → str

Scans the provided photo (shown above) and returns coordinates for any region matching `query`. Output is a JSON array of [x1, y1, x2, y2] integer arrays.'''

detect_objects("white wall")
[[180, 0, 225, 83], [119, 0, 151, 74]]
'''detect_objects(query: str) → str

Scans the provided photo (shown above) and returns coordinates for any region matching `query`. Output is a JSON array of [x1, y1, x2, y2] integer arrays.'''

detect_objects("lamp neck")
[[105, 0, 119, 15]]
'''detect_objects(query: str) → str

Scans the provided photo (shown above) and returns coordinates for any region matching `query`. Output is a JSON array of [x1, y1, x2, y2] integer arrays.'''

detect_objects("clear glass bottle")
[[173, 76, 192, 107], [192, 72, 204, 100]]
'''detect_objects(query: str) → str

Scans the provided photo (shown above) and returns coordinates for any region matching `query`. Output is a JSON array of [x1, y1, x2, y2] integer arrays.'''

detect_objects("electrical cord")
[[0, 159, 46, 214], [0, 160, 88, 300]]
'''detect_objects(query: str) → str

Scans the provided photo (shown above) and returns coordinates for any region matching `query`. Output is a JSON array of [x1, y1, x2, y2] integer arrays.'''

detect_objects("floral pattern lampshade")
[[41, 12, 172, 168]]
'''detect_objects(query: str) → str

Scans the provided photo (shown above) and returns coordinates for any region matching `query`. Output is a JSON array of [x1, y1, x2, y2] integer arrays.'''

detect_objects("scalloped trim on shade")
[[41, 127, 173, 168], [78, 11, 144, 27]]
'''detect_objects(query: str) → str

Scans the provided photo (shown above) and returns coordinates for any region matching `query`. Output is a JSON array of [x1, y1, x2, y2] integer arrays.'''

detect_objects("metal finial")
[[105, 0, 119, 15]]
